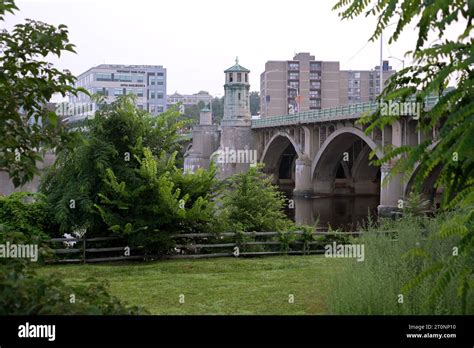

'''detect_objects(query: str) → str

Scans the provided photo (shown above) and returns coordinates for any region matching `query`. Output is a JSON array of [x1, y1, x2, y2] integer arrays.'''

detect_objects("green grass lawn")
[[38, 255, 346, 315]]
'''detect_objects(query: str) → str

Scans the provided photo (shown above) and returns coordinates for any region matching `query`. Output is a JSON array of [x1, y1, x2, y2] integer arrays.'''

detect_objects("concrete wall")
[[0, 152, 55, 196]]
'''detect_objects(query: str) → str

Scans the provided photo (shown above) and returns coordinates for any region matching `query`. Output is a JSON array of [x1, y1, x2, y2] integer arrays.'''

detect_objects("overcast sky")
[[3, 0, 464, 98]]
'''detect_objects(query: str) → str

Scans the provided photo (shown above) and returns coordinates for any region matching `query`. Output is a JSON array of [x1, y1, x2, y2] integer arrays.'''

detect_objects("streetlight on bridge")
[[388, 55, 405, 70]]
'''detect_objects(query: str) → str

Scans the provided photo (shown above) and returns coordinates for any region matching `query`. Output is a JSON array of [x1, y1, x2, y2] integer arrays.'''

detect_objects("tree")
[[0, 0, 145, 315], [219, 165, 293, 232], [180, 101, 205, 127], [333, 0, 473, 207], [333, 0, 473, 314], [41, 96, 187, 235], [249, 91, 260, 115], [0, 0, 86, 187], [95, 149, 219, 255], [211, 96, 224, 124]]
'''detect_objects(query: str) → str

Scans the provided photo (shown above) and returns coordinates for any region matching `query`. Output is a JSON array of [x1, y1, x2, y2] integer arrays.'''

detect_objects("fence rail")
[[46, 230, 396, 264]]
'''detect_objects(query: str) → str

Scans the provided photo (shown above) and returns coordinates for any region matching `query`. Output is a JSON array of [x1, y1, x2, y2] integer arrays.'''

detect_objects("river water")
[[285, 195, 380, 231]]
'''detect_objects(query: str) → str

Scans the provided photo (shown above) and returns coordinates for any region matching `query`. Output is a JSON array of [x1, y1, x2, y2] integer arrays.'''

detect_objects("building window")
[[115, 74, 132, 82], [157, 93, 163, 99], [310, 81, 321, 88], [150, 92, 155, 99], [309, 72, 320, 80], [96, 87, 108, 96], [245, 74, 248, 83], [157, 81, 163, 85], [310, 99, 321, 108], [288, 62, 299, 70], [137, 89, 144, 97], [157, 73, 164, 77], [96, 73, 112, 81], [237, 73, 242, 82], [288, 72, 299, 80], [349, 80, 360, 87], [229, 73, 233, 82], [157, 106, 164, 113], [310, 62, 321, 71], [288, 89, 297, 98], [309, 90, 319, 98], [238, 92, 241, 100], [150, 105, 156, 113], [289, 81, 299, 89], [114, 89, 123, 96], [137, 105, 143, 110]]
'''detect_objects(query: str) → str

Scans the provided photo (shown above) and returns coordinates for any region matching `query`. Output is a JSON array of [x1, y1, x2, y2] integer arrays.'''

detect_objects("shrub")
[[326, 214, 473, 314], [0, 261, 147, 315], [41, 95, 188, 237], [219, 165, 294, 233], [95, 149, 220, 256], [0, 192, 58, 243]]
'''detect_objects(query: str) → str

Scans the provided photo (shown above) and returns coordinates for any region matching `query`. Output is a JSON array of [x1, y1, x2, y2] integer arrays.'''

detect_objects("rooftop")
[[224, 57, 250, 73]]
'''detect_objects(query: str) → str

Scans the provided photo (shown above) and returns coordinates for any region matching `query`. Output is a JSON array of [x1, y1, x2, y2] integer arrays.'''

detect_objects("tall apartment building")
[[339, 60, 393, 105], [67, 64, 167, 123], [260, 53, 394, 117]]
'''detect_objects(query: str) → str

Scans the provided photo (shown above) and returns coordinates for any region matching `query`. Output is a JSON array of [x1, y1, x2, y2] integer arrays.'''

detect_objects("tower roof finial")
[[236, 56, 239, 65]]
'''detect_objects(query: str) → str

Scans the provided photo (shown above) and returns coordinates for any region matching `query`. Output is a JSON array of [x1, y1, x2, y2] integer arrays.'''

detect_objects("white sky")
[[3, 0, 465, 98]]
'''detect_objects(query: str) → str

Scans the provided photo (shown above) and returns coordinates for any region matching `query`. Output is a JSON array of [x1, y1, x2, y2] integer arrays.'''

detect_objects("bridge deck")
[[251, 95, 439, 129]]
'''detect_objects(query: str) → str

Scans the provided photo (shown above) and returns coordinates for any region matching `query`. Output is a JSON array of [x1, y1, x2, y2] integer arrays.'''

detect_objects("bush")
[[0, 192, 58, 243], [326, 214, 473, 314], [218, 165, 293, 233], [95, 149, 220, 256], [41, 95, 188, 237], [0, 261, 147, 315]]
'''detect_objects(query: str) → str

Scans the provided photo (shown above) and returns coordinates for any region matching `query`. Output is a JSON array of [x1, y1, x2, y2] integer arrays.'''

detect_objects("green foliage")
[[333, 0, 474, 314], [41, 96, 187, 236], [277, 231, 296, 253], [0, 261, 147, 314], [219, 165, 293, 232], [0, 0, 86, 186], [180, 101, 206, 126], [211, 97, 224, 124], [249, 91, 260, 115], [403, 192, 433, 216], [327, 214, 473, 314], [0, 192, 57, 244], [95, 148, 219, 255], [334, 0, 473, 207], [402, 193, 474, 314], [299, 226, 316, 255]]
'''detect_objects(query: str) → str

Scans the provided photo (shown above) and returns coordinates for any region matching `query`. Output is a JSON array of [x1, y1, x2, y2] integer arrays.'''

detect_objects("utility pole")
[[380, 32, 383, 97]]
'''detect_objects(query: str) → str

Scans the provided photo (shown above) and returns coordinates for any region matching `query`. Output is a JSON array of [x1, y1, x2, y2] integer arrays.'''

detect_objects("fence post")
[[82, 237, 86, 264]]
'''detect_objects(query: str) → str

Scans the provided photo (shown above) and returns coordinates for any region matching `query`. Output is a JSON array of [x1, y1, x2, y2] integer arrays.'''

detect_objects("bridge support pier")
[[378, 163, 403, 217], [294, 157, 313, 197]]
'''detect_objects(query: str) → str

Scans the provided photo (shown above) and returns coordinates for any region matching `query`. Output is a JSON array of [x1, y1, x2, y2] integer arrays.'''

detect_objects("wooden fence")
[[46, 230, 376, 264]]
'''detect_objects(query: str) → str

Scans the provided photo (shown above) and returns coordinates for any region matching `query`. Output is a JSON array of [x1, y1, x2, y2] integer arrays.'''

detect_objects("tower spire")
[[235, 56, 239, 65]]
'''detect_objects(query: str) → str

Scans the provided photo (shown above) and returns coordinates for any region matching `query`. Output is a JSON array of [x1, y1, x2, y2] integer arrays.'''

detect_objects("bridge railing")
[[251, 95, 439, 129]]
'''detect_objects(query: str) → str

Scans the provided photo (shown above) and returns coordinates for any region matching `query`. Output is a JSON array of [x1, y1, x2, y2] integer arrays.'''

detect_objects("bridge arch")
[[404, 142, 443, 208], [260, 131, 303, 163], [311, 127, 382, 195], [260, 131, 303, 189]]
